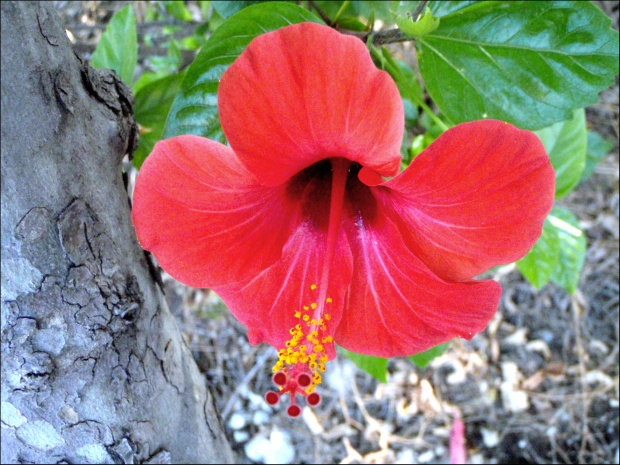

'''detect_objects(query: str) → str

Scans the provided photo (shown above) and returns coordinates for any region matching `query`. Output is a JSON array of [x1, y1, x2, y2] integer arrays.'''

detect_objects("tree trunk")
[[0, 2, 234, 463]]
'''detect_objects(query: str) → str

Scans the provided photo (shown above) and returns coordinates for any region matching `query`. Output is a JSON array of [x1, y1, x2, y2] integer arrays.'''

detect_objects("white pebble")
[[481, 428, 499, 447], [253, 410, 270, 426], [265, 429, 295, 464], [234, 431, 250, 443], [418, 450, 435, 463], [245, 435, 271, 462], [228, 413, 246, 430]]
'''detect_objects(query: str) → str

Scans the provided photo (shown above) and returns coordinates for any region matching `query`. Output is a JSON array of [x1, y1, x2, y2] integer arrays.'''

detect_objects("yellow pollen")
[[271, 284, 335, 398]]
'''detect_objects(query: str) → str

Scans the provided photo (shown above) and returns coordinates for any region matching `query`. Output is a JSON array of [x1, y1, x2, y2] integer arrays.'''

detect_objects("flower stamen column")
[[264, 158, 350, 417]]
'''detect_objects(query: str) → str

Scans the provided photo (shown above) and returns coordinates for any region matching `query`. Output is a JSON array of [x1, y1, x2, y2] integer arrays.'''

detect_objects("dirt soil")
[[59, 1, 619, 463]]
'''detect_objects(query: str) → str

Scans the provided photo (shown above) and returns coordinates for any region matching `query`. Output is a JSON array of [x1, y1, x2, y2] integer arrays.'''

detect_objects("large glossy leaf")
[[162, 2, 322, 141], [133, 72, 185, 168], [407, 341, 449, 369], [91, 5, 137, 85], [417, 1, 619, 130], [517, 218, 560, 289], [549, 206, 586, 294], [339, 347, 388, 383], [535, 109, 587, 199], [211, 1, 262, 18]]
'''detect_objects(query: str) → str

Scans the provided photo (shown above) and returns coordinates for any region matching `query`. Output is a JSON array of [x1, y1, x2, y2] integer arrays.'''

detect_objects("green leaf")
[[581, 131, 614, 181], [339, 347, 388, 383], [212, 1, 262, 18], [396, 6, 440, 39], [549, 206, 586, 293], [535, 109, 587, 199], [163, 1, 193, 21], [407, 342, 450, 369], [417, 1, 619, 130], [133, 72, 185, 168], [162, 2, 322, 141], [428, 1, 478, 17], [517, 218, 560, 289], [91, 5, 137, 85]]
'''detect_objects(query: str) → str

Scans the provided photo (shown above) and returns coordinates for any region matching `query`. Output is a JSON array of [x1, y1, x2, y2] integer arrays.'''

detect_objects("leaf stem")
[[332, 1, 351, 25]]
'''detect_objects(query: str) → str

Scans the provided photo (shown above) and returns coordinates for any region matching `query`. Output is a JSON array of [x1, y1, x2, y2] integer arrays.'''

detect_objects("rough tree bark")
[[1, 2, 234, 463]]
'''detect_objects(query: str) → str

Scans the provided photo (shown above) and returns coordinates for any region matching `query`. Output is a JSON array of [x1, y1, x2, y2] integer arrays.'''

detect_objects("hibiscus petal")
[[215, 217, 353, 361], [373, 120, 555, 282], [335, 213, 501, 358], [219, 22, 403, 186], [132, 135, 299, 288]]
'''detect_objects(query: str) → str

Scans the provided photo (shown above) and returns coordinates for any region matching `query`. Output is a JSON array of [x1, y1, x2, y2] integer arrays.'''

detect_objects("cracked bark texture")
[[1, 2, 234, 463]]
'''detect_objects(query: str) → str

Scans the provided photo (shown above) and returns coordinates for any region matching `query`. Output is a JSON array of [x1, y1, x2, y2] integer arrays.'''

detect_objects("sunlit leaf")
[[91, 4, 137, 85], [517, 218, 560, 289], [134, 72, 185, 168], [535, 109, 587, 199], [549, 206, 586, 294], [339, 346, 388, 383], [406, 342, 450, 368]]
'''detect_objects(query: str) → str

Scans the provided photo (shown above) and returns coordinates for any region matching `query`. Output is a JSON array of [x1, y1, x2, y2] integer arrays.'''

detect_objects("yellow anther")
[[299, 345, 306, 352], [294, 311, 301, 318], [309, 361, 317, 370], [289, 327, 296, 335], [285, 341, 291, 347], [322, 336, 333, 343], [326, 298, 332, 303], [311, 284, 317, 290], [313, 373, 322, 383], [303, 315, 310, 322], [325, 314, 331, 321], [318, 364, 326, 372], [303, 306, 309, 311], [309, 353, 317, 362], [320, 355, 328, 363], [310, 319, 317, 325], [319, 319, 324, 325], [320, 325, 327, 331], [314, 344, 324, 353], [310, 302, 317, 309]]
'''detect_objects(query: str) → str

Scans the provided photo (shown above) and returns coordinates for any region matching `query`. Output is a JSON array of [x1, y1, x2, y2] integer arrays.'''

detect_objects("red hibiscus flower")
[[132, 23, 555, 417]]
